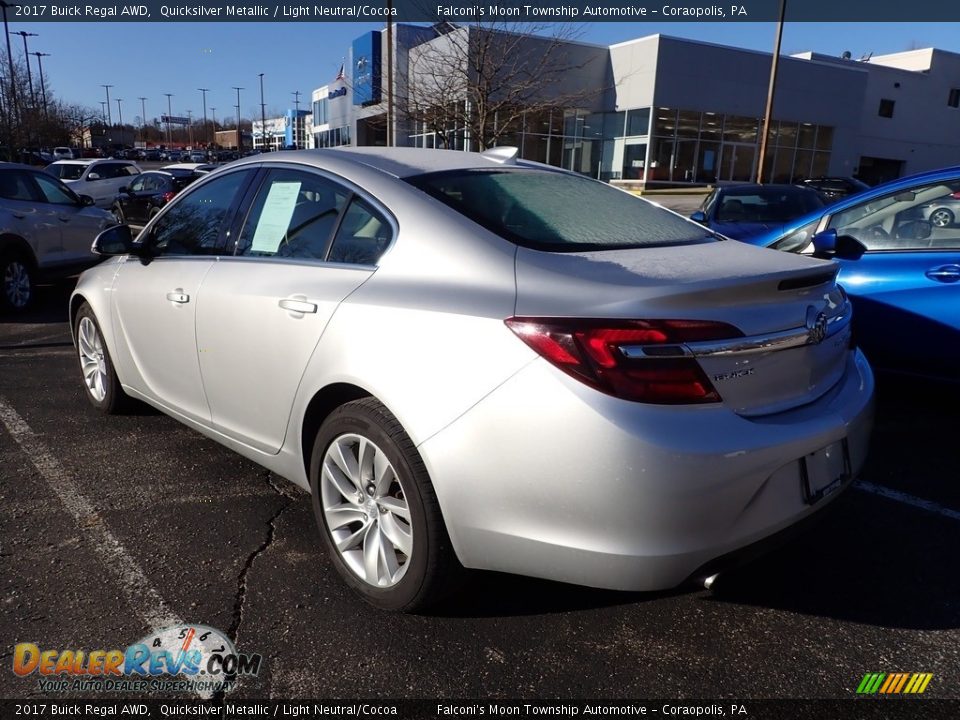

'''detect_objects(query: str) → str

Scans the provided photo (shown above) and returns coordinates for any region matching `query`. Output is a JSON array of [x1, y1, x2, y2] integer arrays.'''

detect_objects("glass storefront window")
[[622, 143, 647, 180], [653, 108, 677, 137], [811, 151, 830, 177], [626, 108, 650, 137], [777, 121, 798, 149], [676, 110, 701, 139], [815, 126, 834, 151], [700, 112, 722, 141], [797, 123, 816, 149], [723, 116, 758, 144], [602, 111, 625, 139]]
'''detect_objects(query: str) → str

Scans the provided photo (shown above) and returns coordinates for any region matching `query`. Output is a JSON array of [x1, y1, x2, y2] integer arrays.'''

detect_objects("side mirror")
[[92, 224, 136, 256], [79, 194, 95, 207], [86, 172, 101, 181], [812, 229, 866, 260], [690, 210, 707, 224]]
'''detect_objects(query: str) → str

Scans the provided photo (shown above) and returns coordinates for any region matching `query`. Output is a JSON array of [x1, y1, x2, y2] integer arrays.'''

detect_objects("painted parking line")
[[854, 480, 960, 522], [0, 396, 182, 630]]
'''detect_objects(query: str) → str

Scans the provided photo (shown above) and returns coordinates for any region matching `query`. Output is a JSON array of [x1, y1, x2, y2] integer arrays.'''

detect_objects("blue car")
[[690, 183, 825, 241], [746, 166, 960, 381]]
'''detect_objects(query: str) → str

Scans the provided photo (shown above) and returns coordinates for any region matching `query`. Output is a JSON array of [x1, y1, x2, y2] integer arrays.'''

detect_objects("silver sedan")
[[71, 147, 874, 611]]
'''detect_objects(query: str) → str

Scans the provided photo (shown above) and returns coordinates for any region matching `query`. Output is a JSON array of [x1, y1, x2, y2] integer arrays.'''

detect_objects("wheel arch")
[[299, 382, 373, 480], [0, 233, 36, 267]]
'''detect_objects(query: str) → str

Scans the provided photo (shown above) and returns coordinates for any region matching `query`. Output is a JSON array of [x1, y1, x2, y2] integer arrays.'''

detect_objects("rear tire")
[[74, 302, 130, 414], [309, 398, 462, 612], [929, 208, 954, 228], [0, 251, 34, 313], [111, 205, 125, 225]]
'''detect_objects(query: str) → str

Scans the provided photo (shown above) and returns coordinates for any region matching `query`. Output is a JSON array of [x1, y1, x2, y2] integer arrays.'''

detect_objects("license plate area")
[[801, 439, 851, 505]]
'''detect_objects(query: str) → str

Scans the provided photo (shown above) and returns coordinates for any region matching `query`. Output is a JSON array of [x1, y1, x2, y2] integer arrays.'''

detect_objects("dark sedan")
[[802, 176, 871, 202], [110, 169, 200, 225], [691, 184, 825, 241]]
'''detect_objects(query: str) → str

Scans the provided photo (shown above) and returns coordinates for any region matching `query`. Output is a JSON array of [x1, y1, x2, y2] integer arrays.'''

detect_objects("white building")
[[310, 25, 960, 187]]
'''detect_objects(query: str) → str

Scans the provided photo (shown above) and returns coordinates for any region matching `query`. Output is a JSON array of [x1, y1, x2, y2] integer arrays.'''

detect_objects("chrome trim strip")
[[620, 305, 851, 359]]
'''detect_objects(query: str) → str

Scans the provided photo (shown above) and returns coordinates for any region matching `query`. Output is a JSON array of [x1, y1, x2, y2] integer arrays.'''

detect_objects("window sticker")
[[250, 181, 301, 254]]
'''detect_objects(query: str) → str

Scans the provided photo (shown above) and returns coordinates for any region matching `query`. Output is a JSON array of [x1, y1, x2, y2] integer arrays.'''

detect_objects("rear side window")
[[0, 170, 38, 201], [407, 169, 713, 251], [234, 168, 349, 259], [327, 197, 391, 265]]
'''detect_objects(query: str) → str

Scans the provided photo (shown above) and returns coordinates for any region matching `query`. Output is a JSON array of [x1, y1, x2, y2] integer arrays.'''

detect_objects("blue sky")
[[18, 21, 960, 124]]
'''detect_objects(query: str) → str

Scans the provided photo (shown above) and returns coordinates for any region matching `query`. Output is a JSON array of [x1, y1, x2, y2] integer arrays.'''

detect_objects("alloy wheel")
[[3, 259, 31, 310], [930, 209, 953, 228], [77, 316, 108, 402], [320, 433, 413, 588]]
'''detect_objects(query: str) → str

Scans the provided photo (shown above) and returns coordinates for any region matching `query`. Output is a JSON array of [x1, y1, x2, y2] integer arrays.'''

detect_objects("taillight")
[[950, 191, 960, 200], [505, 317, 743, 405], [162, 191, 176, 203]]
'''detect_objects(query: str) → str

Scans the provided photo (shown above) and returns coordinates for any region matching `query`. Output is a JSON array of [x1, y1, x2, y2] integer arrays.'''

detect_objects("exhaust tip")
[[702, 573, 720, 590]]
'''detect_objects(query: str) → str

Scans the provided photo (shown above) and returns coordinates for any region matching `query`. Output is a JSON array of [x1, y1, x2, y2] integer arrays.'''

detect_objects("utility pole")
[[101, 84, 113, 126], [187, 110, 193, 147], [138, 96, 147, 145], [198, 88, 209, 147], [115, 98, 123, 144], [164, 93, 173, 146], [386, 4, 394, 146], [757, 0, 787, 184], [258, 74, 266, 151], [232, 86, 243, 152]]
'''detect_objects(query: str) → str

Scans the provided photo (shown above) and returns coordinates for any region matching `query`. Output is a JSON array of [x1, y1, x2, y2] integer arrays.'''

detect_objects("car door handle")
[[11, 212, 24, 219], [278, 298, 317, 314], [166, 291, 190, 304], [925, 265, 960, 283], [57, 216, 71, 223]]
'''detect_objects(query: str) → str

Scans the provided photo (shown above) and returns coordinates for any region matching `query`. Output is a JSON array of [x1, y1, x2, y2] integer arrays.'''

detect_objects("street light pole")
[[258, 74, 266, 151], [115, 98, 123, 143], [32, 52, 49, 123], [0, 1, 21, 141], [138, 96, 147, 145], [291, 90, 301, 149], [198, 88, 209, 147], [164, 93, 173, 146], [101, 84, 113, 126], [12, 31, 37, 107], [187, 110, 193, 146], [232, 86, 243, 152]]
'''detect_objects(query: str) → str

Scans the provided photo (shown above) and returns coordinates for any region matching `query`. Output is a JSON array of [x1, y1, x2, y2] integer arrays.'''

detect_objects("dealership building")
[[310, 25, 960, 187]]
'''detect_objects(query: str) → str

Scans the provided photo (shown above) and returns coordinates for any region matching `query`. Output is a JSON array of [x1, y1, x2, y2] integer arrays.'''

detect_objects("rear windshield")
[[406, 169, 715, 252], [46, 163, 85, 181]]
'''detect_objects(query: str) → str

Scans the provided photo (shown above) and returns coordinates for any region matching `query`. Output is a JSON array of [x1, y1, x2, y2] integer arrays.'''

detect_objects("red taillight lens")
[[505, 317, 742, 405], [950, 191, 960, 199], [162, 191, 176, 203]]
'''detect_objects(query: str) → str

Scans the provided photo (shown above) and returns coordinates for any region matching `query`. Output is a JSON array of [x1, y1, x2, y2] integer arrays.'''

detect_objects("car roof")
[[227, 147, 532, 179]]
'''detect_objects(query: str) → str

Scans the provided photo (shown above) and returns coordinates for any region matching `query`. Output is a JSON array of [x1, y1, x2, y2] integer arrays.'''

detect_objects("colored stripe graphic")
[[857, 672, 932, 694]]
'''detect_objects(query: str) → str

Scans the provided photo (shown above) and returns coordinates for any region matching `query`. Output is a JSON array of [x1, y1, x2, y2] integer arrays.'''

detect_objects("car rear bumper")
[[418, 349, 874, 591]]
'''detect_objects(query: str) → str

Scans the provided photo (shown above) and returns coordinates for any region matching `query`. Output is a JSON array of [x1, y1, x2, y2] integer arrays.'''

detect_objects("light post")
[[198, 88, 209, 147], [164, 93, 173, 146], [291, 90, 301, 149], [258, 74, 266, 151], [101, 84, 113, 126], [12, 31, 37, 107], [757, 0, 787, 184], [31, 52, 49, 123], [115, 98, 123, 144], [187, 110, 193, 147], [232, 86, 243, 152], [138, 97, 147, 145]]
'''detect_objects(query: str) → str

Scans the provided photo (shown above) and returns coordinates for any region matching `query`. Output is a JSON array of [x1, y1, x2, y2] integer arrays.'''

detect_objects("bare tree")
[[402, 22, 602, 151]]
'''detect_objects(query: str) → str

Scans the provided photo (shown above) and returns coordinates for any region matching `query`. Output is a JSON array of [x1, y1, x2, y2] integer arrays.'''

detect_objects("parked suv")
[[0, 163, 114, 312], [45, 159, 141, 208]]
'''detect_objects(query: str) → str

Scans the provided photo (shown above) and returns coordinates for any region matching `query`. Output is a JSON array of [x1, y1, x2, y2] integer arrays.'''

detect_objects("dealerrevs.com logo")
[[856, 673, 933, 695], [13, 625, 262, 694]]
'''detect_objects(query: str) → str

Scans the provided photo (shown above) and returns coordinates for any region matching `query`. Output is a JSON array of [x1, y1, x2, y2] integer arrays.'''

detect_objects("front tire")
[[0, 251, 35, 313], [111, 204, 125, 225], [309, 398, 461, 612], [74, 302, 130, 414]]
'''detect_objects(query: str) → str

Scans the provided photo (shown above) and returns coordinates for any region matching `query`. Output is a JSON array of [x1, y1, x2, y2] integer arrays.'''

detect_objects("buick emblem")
[[806, 306, 828, 344]]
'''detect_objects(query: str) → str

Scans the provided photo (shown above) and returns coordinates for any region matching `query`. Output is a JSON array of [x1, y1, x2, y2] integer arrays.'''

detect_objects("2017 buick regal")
[[71, 147, 874, 611]]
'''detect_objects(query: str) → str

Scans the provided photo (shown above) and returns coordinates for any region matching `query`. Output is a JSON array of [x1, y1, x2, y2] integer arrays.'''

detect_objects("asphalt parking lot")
[[1, 194, 958, 704]]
